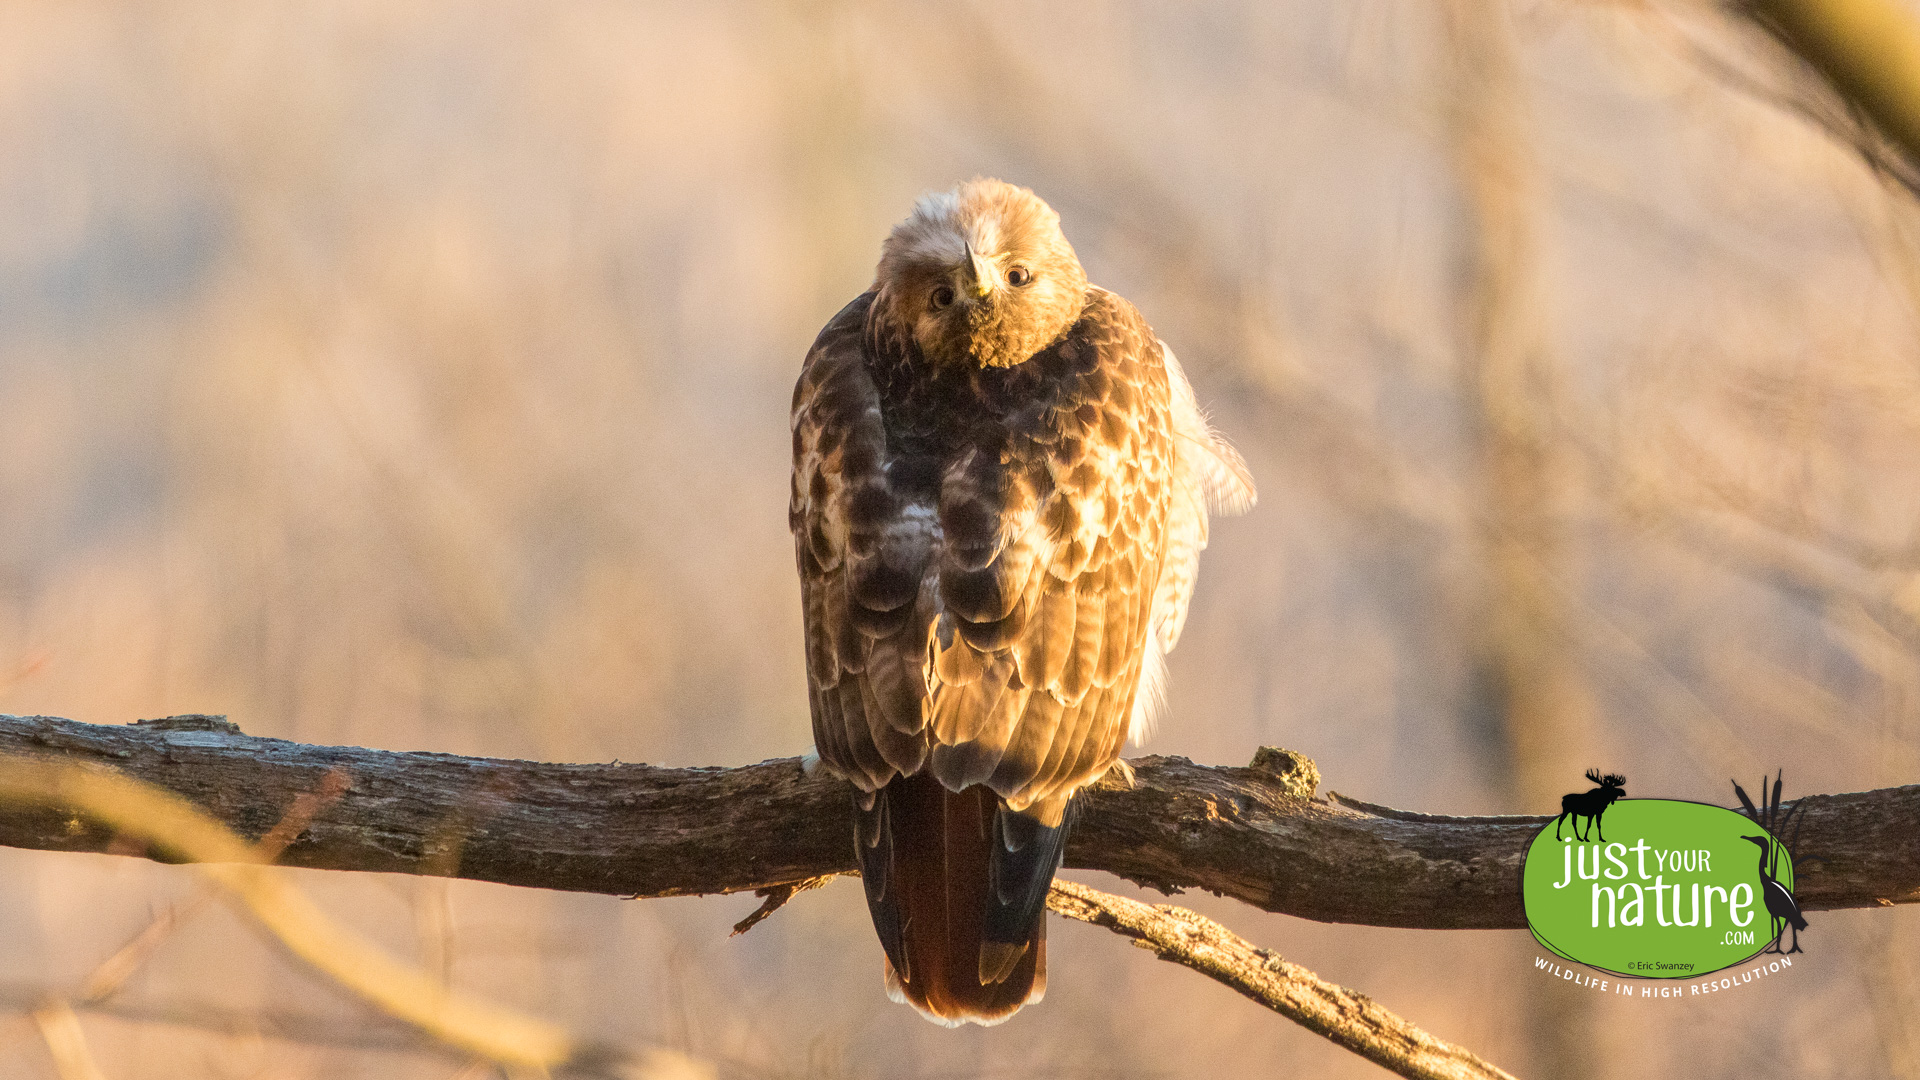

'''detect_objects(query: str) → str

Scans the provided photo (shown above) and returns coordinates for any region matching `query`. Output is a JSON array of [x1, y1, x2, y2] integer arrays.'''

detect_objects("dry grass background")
[[0, 1, 1917, 1076]]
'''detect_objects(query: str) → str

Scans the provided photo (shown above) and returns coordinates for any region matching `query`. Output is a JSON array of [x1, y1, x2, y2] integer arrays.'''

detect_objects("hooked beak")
[[963, 241, 995, 299]]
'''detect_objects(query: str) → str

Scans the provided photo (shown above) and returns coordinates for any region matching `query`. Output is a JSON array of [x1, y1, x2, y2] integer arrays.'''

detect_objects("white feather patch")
[[1127, 632, 1169, 746], [1161, 342, 1256, 516]]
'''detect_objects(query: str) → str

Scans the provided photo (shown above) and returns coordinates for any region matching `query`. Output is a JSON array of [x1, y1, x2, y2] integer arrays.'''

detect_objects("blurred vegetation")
[[0, 1, 1917, 1076], [0, 756, 715, 1079]]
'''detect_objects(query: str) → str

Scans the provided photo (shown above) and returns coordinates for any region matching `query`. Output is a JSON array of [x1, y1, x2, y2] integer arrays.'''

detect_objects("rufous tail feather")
[[855, 773, 1067, 1026]]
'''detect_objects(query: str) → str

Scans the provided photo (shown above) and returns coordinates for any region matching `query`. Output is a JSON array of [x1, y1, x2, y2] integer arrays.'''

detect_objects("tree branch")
[[0, 714, 1913, 927], [1045, 880, 1517, 1080]]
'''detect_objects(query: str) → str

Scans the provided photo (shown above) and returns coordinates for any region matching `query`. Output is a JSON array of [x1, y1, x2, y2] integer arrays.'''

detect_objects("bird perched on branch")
[[790, 178, 1253, 1025]]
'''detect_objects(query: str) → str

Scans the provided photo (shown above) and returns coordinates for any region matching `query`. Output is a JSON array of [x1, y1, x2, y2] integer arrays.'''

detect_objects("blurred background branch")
[[0, 742, 712, 1080], [1738, 0, 1920, 185]]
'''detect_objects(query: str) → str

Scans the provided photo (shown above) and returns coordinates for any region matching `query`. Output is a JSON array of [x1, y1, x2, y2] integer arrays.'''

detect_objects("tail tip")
[[979, 940, 1029, 985], [881, 950, 1047, 1028]]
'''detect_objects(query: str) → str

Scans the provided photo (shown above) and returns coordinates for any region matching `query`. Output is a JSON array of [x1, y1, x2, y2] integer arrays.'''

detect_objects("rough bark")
[[1046, 880, 1518, 1080], [0, 714, 1912, 927]]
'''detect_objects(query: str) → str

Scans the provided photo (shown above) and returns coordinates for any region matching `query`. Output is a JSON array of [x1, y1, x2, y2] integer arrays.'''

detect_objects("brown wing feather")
[[793, 293, 933, 789], [919, 289, 1174, 811], [796, 287, 1175, 803], [794, 286, 1184, 1027]]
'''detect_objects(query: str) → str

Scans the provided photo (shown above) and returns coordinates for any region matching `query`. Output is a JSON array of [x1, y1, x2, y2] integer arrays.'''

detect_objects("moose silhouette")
[[1553, 769, 1626, 843]]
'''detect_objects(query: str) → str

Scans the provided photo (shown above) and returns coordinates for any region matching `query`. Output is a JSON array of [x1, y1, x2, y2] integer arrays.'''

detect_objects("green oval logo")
[[1522, 800, 1794, 978]]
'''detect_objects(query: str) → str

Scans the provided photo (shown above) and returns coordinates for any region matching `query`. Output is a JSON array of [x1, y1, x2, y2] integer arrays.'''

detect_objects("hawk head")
[[873, 178, 1090, 369]]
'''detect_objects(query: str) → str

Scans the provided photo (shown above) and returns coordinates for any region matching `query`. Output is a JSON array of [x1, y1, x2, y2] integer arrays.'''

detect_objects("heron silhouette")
[[1741, 834, 1806, 954], [1731, 770, 1820, 955]]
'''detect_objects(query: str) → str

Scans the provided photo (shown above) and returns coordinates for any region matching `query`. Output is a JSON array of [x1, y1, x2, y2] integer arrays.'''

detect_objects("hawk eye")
[[1006, 266, 1032, 287], [930, 285, 956, 310]]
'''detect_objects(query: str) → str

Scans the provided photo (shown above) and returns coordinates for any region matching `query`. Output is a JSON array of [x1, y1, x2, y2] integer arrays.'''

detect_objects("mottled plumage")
[[790, 179, 1252, 1025]]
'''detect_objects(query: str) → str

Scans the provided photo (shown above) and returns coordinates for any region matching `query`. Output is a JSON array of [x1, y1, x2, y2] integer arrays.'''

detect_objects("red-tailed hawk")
[[790, 178, 1252, 1025]]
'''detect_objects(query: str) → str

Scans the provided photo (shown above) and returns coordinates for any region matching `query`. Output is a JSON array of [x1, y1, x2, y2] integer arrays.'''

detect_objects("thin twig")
[[1046, 880, 1519, 1080], [75, 899, 208, 1006], [0, 981, 480, 1058], [77, 767, 353, 1005], [30, 1000, 108, 1080], [254, 766, 353, 858], [730, 876, 837, 936]]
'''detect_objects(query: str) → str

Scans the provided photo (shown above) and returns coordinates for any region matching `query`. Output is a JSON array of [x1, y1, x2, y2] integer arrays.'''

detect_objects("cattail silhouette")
[[1733, 771, 1816, 955]]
